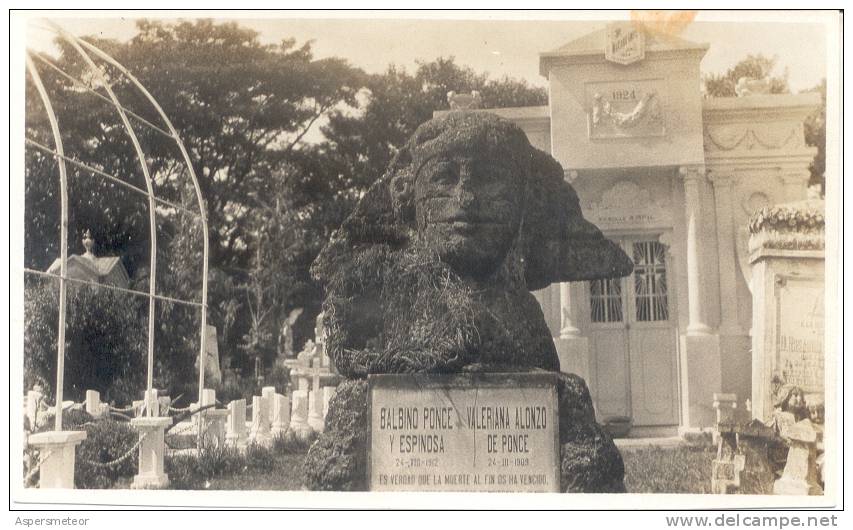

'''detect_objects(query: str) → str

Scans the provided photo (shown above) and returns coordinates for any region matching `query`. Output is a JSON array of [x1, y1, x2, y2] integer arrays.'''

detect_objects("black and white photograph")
[[8, 7, 844, 515]]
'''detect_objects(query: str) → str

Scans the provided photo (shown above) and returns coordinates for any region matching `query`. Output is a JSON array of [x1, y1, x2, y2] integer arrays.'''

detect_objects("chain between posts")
[[81, 431, 148, 469]]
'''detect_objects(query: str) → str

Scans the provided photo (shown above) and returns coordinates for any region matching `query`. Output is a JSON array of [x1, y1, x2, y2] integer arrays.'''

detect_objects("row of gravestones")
[[24, 383, 337, 489], [711, 392, 824, 495]]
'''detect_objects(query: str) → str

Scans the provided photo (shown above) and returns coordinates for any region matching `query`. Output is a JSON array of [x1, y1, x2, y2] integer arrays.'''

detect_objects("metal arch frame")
[[25, 52, 69, 431], [73, 36, 211, 410], [53, 23, 161, 416], [24, 20, 210, 428]]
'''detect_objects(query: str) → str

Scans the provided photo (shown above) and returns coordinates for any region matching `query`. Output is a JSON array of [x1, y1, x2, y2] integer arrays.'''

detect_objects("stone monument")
[[303, 112, 633, 492], [749, 200, 825, 424], [746, 199, 825, 495]]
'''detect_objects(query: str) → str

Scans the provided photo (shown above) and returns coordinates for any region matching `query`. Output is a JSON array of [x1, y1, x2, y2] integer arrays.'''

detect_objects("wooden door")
[[625, 240, 679, 426], [586, 237, 679, 427]]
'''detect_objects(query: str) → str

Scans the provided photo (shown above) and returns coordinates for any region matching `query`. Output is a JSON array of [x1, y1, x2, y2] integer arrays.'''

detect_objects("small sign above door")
[[586, 180, 673, 230]]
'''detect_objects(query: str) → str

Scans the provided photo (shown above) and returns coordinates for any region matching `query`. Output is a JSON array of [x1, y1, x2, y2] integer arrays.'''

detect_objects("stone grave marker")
[[249, 395, 271, 446], [271, 393, 291, 436], [226, 399, 248, 447], [749, 200, 825, 421], [290, 390, 310, 437]]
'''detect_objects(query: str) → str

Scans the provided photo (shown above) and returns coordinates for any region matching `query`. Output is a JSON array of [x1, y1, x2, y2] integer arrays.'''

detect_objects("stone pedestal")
[[27, 430, 87, 489], [130, 416, 171, 489], [749, 201, 824, 421], [751, 251, 825, 420], [304, 371, 625, 492]]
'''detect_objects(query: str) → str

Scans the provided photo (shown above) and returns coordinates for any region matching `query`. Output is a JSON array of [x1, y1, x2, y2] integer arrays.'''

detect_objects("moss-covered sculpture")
[[304, 111, 633, 492]]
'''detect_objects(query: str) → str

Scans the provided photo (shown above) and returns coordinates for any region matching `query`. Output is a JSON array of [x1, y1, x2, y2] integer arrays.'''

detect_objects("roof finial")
[[82, 229, 95, 259]]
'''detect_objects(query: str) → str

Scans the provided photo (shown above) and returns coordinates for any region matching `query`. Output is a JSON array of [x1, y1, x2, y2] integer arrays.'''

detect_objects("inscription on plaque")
[[777, 280, 824, 395], [368, 373, 559, 492]]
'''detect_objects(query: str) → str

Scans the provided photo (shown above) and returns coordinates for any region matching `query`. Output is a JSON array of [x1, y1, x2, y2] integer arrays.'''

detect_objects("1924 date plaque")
[[368, 372, 560, 492]]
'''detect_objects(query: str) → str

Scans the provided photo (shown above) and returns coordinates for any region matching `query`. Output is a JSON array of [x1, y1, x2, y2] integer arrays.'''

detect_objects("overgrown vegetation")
[[622, 445, 715, 494], [24, 281, 146, 404]]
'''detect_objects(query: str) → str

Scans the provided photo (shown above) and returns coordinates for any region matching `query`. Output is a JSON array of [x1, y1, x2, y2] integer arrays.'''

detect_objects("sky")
[[23, 11, 832, 93]]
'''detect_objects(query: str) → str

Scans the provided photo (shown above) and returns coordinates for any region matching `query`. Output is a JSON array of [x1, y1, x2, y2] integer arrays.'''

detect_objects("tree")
[[316, 57, 548, 200], [24, 281, 147, 403], [25, 19, 365, 388], [25, 19, 364, 274], [703, 54, 789, 97]]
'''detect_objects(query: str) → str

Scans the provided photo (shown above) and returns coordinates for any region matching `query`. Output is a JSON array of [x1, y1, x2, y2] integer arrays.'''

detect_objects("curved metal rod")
[[30, 51, 173, 138], [76, 36, 211, 409], [25, 52, 69, 432], [50, 21, 161, 413], [26, 137, 197, 216]]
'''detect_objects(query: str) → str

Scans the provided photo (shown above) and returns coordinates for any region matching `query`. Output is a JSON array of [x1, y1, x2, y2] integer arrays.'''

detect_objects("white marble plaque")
[[777, 280, 824, 395], [368, 373, 559, 492]]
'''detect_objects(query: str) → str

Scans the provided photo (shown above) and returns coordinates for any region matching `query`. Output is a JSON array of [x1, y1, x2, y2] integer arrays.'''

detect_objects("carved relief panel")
[[586, 79, 666, 139]]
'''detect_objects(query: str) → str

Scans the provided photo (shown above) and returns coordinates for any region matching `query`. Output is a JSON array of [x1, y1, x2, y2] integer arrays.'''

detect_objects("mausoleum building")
[[467, 25, 819, 436], [46, 229, 130, 289]]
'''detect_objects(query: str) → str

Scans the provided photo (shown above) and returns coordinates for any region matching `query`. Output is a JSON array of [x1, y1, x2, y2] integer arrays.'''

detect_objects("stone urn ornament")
[[304, 111, 633, 492]]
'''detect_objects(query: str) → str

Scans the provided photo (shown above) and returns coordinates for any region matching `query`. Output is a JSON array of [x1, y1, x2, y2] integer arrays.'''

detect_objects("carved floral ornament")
[[747, 201, 825, 252], [748, 204, 824, 235]]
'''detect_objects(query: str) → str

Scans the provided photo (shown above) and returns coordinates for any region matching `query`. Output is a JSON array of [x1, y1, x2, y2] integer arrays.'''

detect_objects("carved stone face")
[[413, 143, 523, 280]]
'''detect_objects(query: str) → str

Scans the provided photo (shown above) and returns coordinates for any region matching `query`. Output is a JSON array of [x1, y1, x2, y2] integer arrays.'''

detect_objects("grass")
[[623, 445, 716, 494], [203, 453, 306, 490], [157, 431, 317, 490]]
